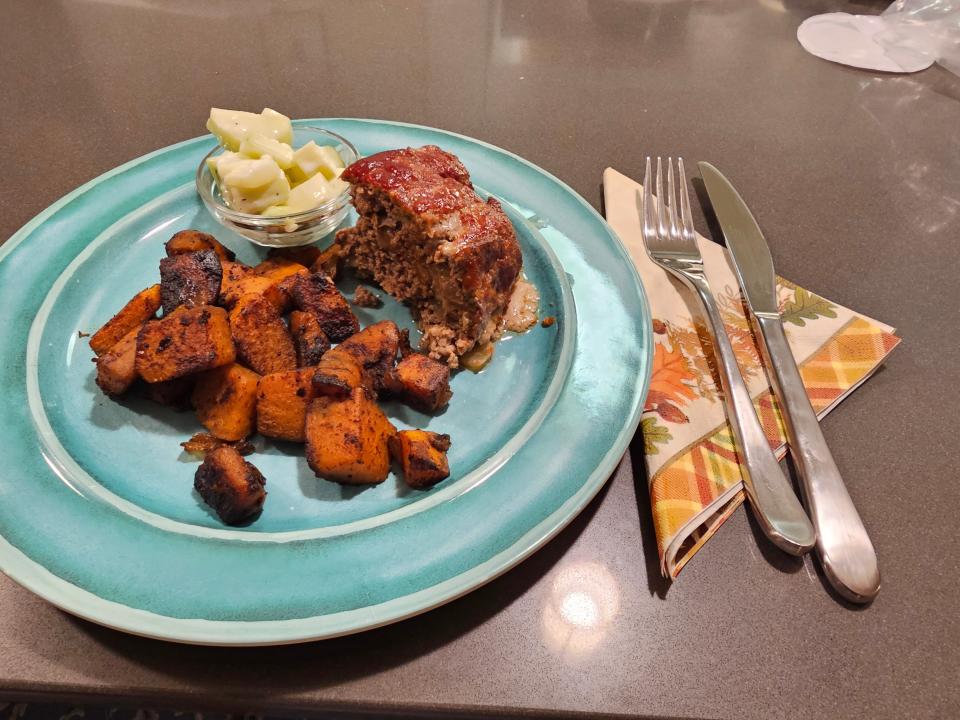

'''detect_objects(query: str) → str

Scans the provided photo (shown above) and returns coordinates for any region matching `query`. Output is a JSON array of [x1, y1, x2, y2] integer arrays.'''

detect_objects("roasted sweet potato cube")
[[159, 249, 223, 313], [194, 446, 266, 524], [305, 387, 396, 485], [309, 241, 344, 280], [136, 305, 235, 383], [95, 326, 140, 396], [164, 230, 235, 262], [336, 320, 400, 391], [267, 244, 323, 268], [191, 363, 260, 441], [218, 262, 287, 311], [141, 375, 195, 409], [312, 348, 368, 398], [254, 257, 309, 284], [228, 294, 296, 375], [388, 430, 451, 489], [256, 368, 315, 441], [288, 272, 358, 342], [289, 310, 330, 367], [385, 353, 452, 412], [89, 285, 161, 355], [219, 260, 253, 296]]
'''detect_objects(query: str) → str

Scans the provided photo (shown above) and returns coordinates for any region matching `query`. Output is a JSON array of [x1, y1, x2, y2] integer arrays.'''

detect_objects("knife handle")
[[754, 314, 880, 602], [685, 276, 816, 556]]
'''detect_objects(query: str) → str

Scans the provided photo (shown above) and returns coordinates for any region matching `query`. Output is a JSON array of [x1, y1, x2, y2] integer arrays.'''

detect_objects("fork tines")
[[641, 156, 697, 254]]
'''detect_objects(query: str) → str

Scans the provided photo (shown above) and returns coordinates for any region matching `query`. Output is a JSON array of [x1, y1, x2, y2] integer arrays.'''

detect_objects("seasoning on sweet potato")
[[336, 320, 400, 392], [256, 368, 315, 442], [164, 230, 235, 262], [305, 387, 396, 485], [289, 310, 330, 367], [136, 305, 235, 383], [89, 285, 161, 356], [229, 294, 297, 375], [384, 352, 452, 412], [312, 348, 368, 398], [218, 262, 287, 311], [95, 326, 141, 396], [388, 430, 451, 489], [159, 249, 223, 313], [194, 446, 266, 524], [141, 375, 195, 409], [191, 362, 261, 441], [288, 271, 359, 342], [218, 260, 253, 298]]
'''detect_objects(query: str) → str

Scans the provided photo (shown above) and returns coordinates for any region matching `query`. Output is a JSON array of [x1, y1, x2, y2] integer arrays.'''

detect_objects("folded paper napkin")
[[602, 168, 901, 578]]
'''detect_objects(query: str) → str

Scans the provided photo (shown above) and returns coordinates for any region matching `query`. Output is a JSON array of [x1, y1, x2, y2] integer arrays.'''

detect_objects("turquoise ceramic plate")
[[0, 120, 651, 645]]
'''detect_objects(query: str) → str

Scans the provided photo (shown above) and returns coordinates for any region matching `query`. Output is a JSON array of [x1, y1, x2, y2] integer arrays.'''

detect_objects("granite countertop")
[[2, 1, 958, 718]]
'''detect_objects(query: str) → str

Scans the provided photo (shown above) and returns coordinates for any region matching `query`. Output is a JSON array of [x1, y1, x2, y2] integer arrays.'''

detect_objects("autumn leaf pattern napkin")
[[602, 168, 900, 578]]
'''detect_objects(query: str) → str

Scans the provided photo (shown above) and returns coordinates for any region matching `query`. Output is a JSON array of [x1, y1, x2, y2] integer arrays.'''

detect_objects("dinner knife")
[[699, 162, 880, 603]]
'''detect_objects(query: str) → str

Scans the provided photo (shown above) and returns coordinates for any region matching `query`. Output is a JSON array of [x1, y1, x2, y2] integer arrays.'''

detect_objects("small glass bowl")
[[196, 126, 358, 248]]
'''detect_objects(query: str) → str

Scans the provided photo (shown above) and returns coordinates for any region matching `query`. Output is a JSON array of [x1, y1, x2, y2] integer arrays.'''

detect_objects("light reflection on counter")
[[541, 560, 620, 660]]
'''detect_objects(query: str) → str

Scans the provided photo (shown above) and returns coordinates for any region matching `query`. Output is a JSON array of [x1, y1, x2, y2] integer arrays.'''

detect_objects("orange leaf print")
[[647, 340, 697, 409]]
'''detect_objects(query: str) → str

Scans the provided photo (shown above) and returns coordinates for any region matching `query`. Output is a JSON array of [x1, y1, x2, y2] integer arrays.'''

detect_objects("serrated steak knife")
[[699, 162, 880, 603]]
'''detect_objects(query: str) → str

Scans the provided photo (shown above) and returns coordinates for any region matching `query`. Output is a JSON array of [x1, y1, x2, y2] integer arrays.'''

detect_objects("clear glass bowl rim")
[[195, 126, 359, 225]]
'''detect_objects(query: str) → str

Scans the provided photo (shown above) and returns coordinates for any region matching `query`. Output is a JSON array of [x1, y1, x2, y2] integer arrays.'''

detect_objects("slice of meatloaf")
[[339, 145, 522, 367]]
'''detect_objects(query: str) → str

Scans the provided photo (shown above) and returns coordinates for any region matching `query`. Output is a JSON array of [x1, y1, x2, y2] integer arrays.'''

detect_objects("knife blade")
[[698, 162, 880, 603]]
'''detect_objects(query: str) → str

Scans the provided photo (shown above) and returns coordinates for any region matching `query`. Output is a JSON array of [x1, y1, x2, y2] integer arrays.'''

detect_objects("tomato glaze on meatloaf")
[[337, 145, 523, 368]]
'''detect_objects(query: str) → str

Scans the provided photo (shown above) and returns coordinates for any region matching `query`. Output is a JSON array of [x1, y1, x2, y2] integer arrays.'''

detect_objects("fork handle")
[[685, 274, 816, 555], [754, 315, 880, 601]]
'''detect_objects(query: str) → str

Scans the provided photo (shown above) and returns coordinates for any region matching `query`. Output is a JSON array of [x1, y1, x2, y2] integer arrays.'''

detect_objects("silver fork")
[[640, 157, 816, 556]]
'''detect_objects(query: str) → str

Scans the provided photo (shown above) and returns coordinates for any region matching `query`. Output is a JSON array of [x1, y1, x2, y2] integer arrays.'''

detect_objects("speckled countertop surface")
[[1, 1, 958, 718]]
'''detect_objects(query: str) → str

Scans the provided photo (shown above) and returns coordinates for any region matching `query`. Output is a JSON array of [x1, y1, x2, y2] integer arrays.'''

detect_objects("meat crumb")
[[541, 316, 556, 328], [352, 286, 383, 308]]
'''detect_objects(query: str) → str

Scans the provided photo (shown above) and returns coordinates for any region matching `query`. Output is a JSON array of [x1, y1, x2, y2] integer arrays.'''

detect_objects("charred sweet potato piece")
[[388, 430, 451, 489], [159, 249, 223, 313], [229, 294, 297, 375], [335, 320, 400, 391], [94, 326, 140, 396], [288, 272, 358, 342], [164, 230, 235, 262], [254, 257, 309, 284], [267, 244, 323, 268], [218, 262, 287, 311], [310, 242, 344, 280], [256, 368, 315, 441], [397, 328, 414, 358], [136, 305, 235, 383], [194, 446, 266, 524], [312, 349, 368, 398], [141, 375, 195, 409], [89, 285, 162, 355], [181, 432, 254, 458], [289, 310, 330, 367], [305, 387, 396, 485], [191, 362, 260, 441], [384, 352, 452, 412]]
